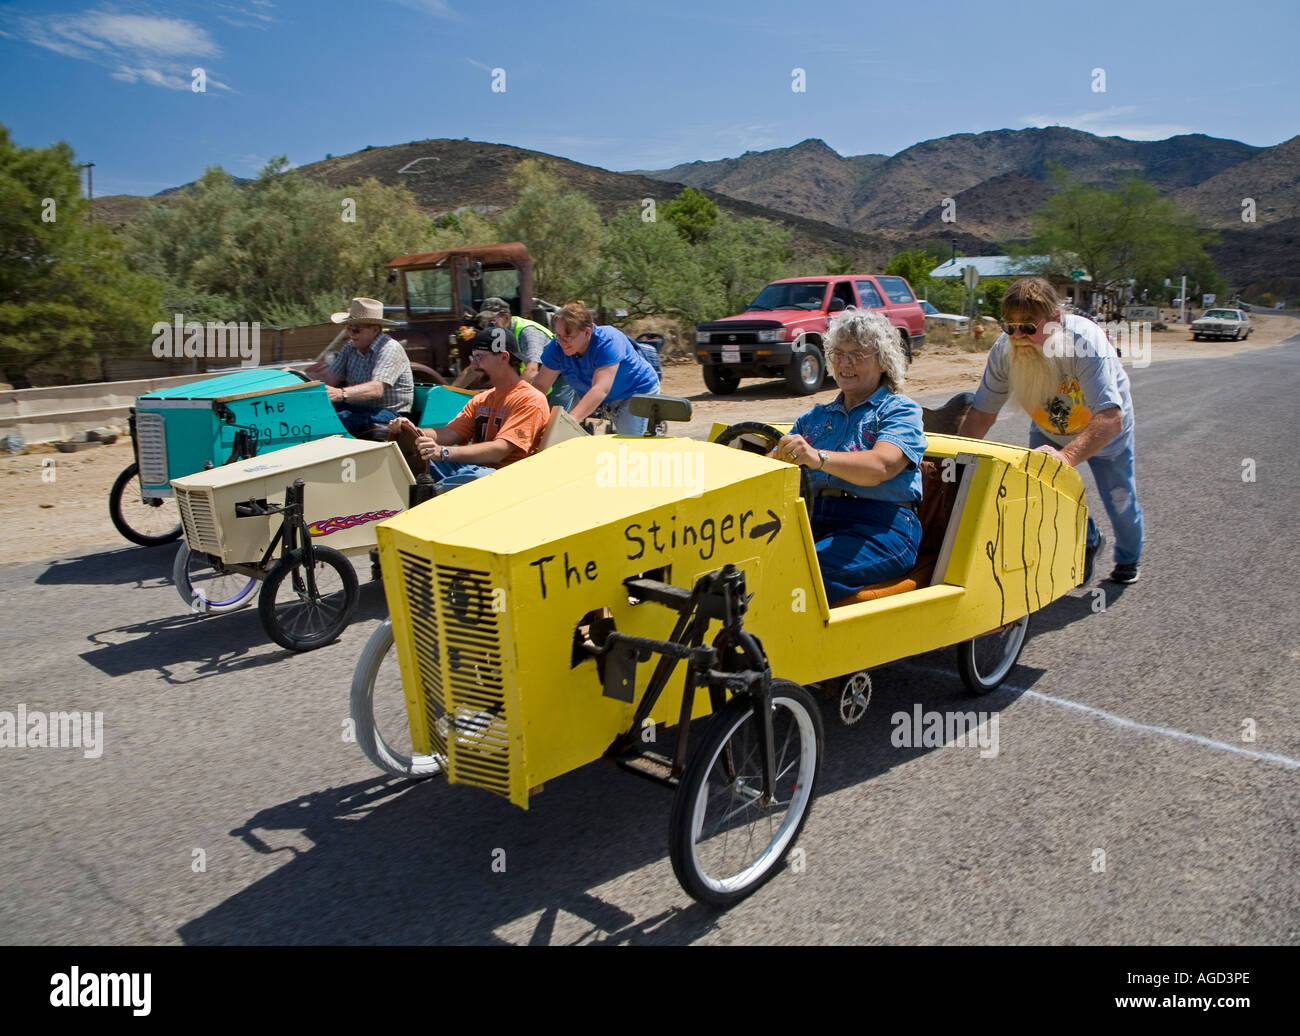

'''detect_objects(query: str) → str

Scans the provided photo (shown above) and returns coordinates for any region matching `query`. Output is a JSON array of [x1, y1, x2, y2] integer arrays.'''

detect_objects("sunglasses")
[[829, 349, 877, 367], [1002, 319, 1042, 336]]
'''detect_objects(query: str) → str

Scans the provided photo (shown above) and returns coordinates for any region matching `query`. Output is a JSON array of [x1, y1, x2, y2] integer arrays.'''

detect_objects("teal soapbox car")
[[108, 367, 470, 547]]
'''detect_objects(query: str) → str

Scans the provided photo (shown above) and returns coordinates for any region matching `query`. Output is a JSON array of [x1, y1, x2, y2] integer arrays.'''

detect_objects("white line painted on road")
[[894, 663, 1300, 771]]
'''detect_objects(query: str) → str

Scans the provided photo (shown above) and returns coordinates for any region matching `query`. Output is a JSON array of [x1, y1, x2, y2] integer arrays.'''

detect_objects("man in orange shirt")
[[389, 326, 549, 492]]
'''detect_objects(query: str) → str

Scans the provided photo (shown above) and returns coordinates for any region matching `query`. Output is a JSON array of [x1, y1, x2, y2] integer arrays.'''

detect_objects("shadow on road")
[[176, 654, 1043, 945], [34, 545, 175, 588], [80, 581, 389, 683], [1030, 583, 1129, 636]]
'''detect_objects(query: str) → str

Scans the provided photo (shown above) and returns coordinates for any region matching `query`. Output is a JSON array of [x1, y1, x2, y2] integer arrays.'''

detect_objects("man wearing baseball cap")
[[388, 325, 549, 491], [478, 296, 576, 411], [323, 297, 414, 438]]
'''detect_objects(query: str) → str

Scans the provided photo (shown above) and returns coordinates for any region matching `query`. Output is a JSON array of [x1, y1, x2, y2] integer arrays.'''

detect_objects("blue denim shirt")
[[791, 385, 928, 504]]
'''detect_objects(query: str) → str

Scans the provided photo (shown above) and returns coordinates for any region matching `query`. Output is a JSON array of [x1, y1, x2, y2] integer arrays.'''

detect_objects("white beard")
[[1008, 340, 1063, 417]]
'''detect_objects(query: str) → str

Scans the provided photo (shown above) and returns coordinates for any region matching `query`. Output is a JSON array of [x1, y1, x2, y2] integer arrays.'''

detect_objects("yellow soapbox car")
[[349, 395, 1088, 905]]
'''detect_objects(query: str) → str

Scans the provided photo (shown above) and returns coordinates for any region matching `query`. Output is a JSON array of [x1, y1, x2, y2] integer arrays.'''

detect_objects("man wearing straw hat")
[[323, 297, 414, 438]]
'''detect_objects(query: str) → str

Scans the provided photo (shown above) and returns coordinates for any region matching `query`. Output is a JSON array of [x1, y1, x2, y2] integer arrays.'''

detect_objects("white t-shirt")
[[973, 313, 1134, 459]]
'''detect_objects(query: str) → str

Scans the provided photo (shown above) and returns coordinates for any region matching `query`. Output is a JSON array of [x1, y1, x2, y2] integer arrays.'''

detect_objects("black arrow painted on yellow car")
[[749, 510, 781, 544]]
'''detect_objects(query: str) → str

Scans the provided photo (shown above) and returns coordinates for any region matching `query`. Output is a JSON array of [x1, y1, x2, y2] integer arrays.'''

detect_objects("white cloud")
[[388, 0, 462, 20], [30, 11, 220, 60], [1020, 105, 1191, 141], [2, 7, 231, 90], [212, 2, 277, 30]]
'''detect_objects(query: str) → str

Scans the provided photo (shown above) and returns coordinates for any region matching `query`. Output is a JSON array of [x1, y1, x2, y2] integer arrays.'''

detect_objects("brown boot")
[[389, 421, 428, 479]]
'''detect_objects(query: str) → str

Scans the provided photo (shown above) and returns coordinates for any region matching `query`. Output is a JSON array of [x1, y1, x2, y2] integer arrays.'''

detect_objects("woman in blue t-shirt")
[[533, 301, 660, 435], [771, 310, 928, 602]]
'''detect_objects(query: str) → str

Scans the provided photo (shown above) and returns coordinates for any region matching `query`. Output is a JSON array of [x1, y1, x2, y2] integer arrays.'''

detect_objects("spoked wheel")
[[350, 619, 443, 779], [669, 679, 823, 907], [258, 546, 359, 651], [172, 544, 258, 614], [956, 613, 1030, 695], [109, 463, 183, 546]]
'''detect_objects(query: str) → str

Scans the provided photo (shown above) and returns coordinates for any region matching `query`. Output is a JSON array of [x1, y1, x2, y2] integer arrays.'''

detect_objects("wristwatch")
[[440, 446, 451, 461], [817, 450, 828, 470]]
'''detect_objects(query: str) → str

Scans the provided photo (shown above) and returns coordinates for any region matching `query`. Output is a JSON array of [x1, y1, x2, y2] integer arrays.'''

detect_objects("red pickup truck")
[[695, 274, 927, 395]]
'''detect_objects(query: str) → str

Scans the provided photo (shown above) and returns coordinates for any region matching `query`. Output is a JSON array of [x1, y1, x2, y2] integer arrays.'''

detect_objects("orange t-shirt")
[[444, 380, 550, 466]]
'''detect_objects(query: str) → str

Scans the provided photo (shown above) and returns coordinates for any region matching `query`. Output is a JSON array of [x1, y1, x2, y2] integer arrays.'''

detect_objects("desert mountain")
[[1171, 135, 1300, 228], [635, 127, 1266, 233], [92, 129, 1299, 287], [96, 137, 914, 269], [629, 138, 887, 227]]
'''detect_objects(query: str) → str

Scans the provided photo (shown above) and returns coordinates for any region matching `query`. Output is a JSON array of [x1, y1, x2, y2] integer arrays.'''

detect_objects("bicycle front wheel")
[[669, 680, 822, 907], [258, 546, 359, 651]]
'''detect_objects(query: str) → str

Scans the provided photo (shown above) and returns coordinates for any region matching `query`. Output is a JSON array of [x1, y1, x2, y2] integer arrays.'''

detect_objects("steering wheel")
[[714, 421, 813, 504]]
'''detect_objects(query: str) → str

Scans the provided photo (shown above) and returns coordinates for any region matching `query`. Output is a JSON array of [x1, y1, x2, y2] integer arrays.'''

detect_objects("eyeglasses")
[[346, 325, 373, 335], [829, 349, 876, 367], [1002, 319, 1042, 337]]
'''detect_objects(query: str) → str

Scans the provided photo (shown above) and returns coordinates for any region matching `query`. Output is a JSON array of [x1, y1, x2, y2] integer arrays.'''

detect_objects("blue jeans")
[[548, 377, 577, 412], [428, 459, 497, 492], [1029, 425, 1144, 565], [606, 381, 661, 436], [810, 496, 922, 602], [336, 405, 401, 437]]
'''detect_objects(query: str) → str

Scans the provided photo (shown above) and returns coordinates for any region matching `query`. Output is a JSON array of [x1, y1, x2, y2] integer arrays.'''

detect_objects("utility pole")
[[79, 162, 95, 220]]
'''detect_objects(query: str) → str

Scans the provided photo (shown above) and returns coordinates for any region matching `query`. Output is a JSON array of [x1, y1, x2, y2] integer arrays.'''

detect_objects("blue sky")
[[2, 0, 1296, 197]]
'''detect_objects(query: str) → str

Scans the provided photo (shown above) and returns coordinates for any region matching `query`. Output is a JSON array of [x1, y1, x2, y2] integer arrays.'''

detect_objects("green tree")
[[426, 208, 504, 253], [126, 158, 431, 326], [0, 125, 166, 384], [698, 212, 792, 317], [498, 159, 602, 300], [885, 248, 936, 298], [821, 251, 856, 276], [1026, 165, 1217, 294], [661, 186, 718, 245], [597, 207, 718, 327]]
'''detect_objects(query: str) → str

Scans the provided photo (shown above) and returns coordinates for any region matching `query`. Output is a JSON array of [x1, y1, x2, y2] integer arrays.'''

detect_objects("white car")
[[919, 300, 970, 336], [1190, 308, 1252, 341]]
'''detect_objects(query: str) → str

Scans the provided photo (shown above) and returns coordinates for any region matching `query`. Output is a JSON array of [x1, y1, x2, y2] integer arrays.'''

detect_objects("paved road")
[[1, 338, 1297, 945]]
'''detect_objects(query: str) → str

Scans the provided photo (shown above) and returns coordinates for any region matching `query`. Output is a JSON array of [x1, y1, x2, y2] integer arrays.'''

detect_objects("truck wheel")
[[703, 365, 739, 395], [350, 618, 443, 779], [785, 343, 825, 395], [109, 463, 183, 547], [258, 546, 359, 652], [669, 680, 822, 906], [898, 328, 913, 363]]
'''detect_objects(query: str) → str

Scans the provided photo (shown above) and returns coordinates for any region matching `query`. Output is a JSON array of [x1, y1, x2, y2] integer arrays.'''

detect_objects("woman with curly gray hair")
[[770, 310, 928, 602]]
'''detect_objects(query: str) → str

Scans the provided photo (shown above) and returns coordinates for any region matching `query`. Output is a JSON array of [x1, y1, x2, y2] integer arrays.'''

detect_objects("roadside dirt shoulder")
[[1, 313, 1294, 566]]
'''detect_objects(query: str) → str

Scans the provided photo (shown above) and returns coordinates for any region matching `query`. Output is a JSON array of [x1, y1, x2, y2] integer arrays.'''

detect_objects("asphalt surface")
[[1, 337, 1297, 946]]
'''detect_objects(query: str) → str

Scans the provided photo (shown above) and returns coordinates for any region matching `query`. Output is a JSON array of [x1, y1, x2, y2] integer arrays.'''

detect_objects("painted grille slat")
[[136, 412, 168, 487]]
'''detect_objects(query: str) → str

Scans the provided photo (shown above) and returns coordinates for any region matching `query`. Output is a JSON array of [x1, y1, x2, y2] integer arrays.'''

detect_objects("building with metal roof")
[[929, 256, 1050, 279]]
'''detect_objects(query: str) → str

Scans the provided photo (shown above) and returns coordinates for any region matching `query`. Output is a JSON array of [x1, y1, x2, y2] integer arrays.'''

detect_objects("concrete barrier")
[[0, 369, 293, 444]]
